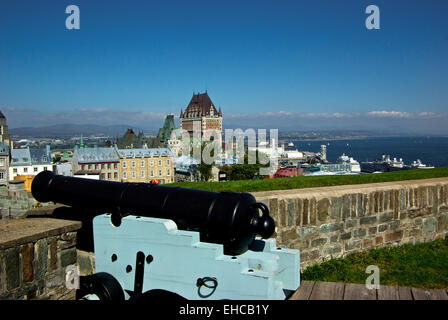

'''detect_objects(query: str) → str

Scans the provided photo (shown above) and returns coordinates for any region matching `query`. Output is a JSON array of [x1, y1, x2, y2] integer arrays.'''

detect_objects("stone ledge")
[[253, 177, 448, 199], [0, 218, 82, 250]]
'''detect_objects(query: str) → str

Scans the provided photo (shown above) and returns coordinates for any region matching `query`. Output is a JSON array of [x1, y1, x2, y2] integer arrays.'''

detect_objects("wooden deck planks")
[[377, 285, 400, 300], [343, 283, 377, 300], [411, 287, 448, 300], [290, 281, 448, 300], [289, 281, 315, 300], [309, 281, 345, 300]]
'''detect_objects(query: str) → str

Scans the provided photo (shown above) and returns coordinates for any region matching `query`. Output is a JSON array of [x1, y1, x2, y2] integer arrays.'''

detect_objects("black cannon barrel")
[[31, 171, 275, 255]]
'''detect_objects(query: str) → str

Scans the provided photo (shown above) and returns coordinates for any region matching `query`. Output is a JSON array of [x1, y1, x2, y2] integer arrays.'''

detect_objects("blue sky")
[[0, 0, 447, 133]]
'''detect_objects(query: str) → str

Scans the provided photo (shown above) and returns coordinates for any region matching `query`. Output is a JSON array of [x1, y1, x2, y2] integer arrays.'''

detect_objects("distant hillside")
[[10, 124, 157, 138]]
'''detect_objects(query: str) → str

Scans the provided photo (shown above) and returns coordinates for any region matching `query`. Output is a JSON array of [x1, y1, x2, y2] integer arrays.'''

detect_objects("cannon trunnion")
[[31, 171, 300, 300]]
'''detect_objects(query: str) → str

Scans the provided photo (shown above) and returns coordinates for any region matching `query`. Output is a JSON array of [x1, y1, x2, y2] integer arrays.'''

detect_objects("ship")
[[361, 154, 434, 173]]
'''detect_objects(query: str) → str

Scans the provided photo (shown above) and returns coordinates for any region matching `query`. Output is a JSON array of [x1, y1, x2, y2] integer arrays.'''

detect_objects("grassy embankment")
[[301, 238, 448, 289], [168, 167, 448, 193]]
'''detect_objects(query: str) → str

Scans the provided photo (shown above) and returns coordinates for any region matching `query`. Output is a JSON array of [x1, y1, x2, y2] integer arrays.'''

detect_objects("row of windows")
[[100, 172, 119, 180], [12, 167, 48, 174], [82, 163, 118, 170], [123, 168, 171, 180], [122, 159, 171, 169]]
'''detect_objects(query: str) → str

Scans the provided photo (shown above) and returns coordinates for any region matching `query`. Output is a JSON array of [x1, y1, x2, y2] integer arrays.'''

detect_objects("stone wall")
[[0, 218, 81, 299], [253, 177, 448, 269]]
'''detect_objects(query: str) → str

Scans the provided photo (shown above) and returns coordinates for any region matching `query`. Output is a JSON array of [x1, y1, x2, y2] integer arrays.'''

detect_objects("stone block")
[[298, 226, 320, 239], [309, 198, 316, 225], [282, 228, 298, 242], [330, 197, 342, 218], [354, 228, 367, 238], [302, 199, 309, 226], [360, 216, 377, 225], [287, 199, 295, 226], [363, 239, 373, 248], [378, 224, 388, 232], [389, 220, 400, 231], [61, 247, 77, 268], [357, 194, 365, 217], [422, 217, 437, 235], [317, 198, 330, 222], [291, 240, 309, 250], [342, 194, 351, 218], [437, 212, 448, 232], [300, 250, 320, 262], [375, 236, 383, 245], [345, 240, 362, 251], [368, 226, 377, 235], [379, 212, 394, 223], [330, 235, 338, 243], [5, 247, 20, 290], [385, 230, 403, 242], [48, 237, 58, 272], [320, 222, 344, 234], [340, 232, 352, 240], [345, 219, 357, 228], [22, 243, 34, 283], [311, 238, 327, 248], [35, 239, 48, 280], [324, 245, 342, 255]]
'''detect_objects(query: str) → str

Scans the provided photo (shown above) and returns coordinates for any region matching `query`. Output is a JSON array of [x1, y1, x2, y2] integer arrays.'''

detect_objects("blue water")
[[292, 137, 448, 168]]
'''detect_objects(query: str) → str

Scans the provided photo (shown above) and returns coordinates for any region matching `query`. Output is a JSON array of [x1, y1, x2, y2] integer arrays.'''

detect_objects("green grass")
[[301, 239, 448, 289], [168, 167, 448, 193]]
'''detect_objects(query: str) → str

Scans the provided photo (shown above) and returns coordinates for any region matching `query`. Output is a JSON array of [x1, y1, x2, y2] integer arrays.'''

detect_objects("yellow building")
[[117, 148, 174, 184]]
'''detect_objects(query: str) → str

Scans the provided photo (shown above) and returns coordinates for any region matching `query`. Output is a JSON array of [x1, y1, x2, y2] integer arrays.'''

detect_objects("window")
[[141, 170, 145, 178], [88, 164, 92, 170], [166, 159, 170, 166], [95, 164, 99, 170], [132, 161, 136, 168], [158, 160, 162, 166], [13, 168, 17, 174], [101, 164, 105, 170], [114, 172, 118, 179], [0, 172, 3, 179], [0, 159, 4, 166], [132, 171, 136, 179], [150, 170, 154, 177], [100, 173, 104, 180], [34, 167, 38, 172], [42, 156, 48, 162], [123, 162, 127, 168], [158, 170, 162, 176], [150, 160, 154, 167], [44, 167, 48, 171], [141, 160, 145, 168], [24, 167, 28, 173], [107, 173, 111, 179], [82, 165, 85, 170], [114, 163, 118, 169], [123, 172, 127, 180], [167, 168, 170, 176]]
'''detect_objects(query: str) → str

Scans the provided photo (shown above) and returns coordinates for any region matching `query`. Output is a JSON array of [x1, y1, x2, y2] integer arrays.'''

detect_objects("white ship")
[[338, 153, 361, 173], [410, 159, 435, 169]]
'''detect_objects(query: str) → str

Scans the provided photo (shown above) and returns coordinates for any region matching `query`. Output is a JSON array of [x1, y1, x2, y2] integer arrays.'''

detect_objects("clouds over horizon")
[[2, 105, 447, 135]]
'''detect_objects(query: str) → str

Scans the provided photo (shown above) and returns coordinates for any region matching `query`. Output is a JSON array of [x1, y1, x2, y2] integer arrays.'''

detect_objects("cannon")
[[32, 171, 300, 300]]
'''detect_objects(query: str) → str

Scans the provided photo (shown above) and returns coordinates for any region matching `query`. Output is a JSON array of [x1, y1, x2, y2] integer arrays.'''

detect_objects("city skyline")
[[0, 0, 447, 134]]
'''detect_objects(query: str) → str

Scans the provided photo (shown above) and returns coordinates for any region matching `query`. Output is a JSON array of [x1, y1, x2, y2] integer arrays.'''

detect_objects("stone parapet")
[[0, 218, 81, 299], [253, 177, 448, 269]]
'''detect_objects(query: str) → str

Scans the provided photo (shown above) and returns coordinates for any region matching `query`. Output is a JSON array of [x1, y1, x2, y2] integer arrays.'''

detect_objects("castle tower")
[[0, 110, 12, 149], [180, 92, 222, 145]]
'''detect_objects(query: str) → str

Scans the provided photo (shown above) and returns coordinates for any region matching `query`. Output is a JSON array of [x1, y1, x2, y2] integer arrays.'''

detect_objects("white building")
[[9, 145, 53, 179]]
